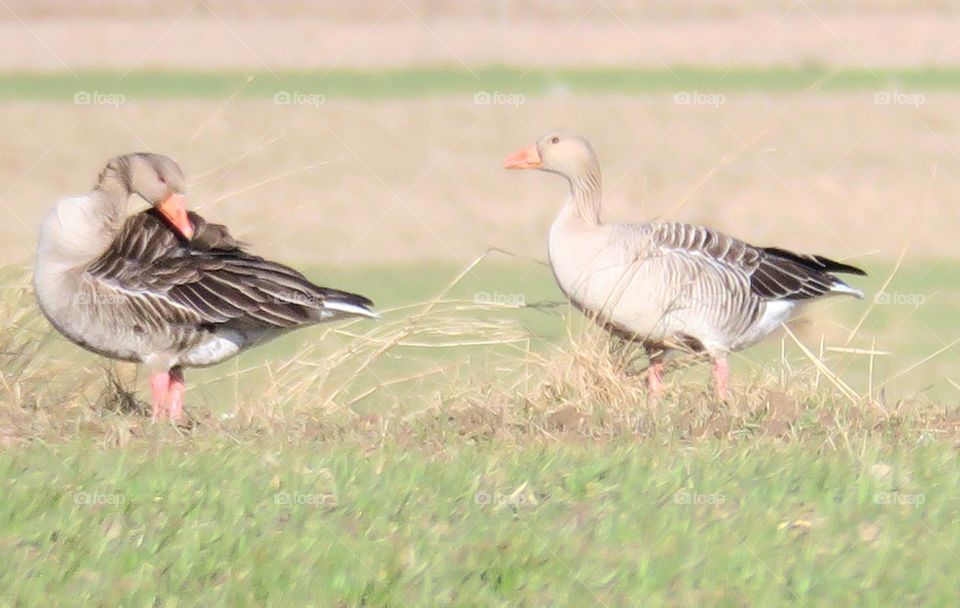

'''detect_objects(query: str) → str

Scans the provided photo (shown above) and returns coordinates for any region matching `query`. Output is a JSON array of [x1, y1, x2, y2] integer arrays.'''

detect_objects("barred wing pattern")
[[86, 210, 375, 339], [647, 222, 865, 302]]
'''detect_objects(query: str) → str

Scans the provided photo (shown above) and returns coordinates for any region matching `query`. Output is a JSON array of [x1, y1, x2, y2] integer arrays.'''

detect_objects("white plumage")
[[506, 134, 866, 398]]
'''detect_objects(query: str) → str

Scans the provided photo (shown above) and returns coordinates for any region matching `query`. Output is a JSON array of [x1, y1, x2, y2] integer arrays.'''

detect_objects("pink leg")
[[167, 367, 186, 422], [647, 359, 664, 397], [712, 357, 730, 401], [150, 372, 170, 422]]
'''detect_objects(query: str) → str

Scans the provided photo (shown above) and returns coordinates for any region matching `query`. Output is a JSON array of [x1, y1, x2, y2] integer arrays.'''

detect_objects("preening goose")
[[35, 153, 377, 421], [504, 134, 865, 399]]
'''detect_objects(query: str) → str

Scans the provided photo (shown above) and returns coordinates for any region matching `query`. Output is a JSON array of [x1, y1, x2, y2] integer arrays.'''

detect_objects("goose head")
[[503, 133, 599, 180], [114, 153, 194, 239]]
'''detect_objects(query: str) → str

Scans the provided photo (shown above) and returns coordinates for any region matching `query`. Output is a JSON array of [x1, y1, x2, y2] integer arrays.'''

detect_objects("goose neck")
[[91, 158, 133, 232], [565, 167, 602, 225]]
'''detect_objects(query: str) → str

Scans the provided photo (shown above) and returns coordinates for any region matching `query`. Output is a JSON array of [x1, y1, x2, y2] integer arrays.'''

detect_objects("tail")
[[757, 247, 867, 301], [827, 278, 865, 300], [321, 288, 380, 319]]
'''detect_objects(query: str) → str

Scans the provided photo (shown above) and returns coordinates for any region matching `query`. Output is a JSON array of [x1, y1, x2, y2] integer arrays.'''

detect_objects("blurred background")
[[2, 0, 958, 402]]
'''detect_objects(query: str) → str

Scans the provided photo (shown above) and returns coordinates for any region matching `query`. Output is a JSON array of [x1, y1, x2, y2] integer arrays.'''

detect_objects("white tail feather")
[[830, 281, 864, 299], [323, 299, 380, 319]]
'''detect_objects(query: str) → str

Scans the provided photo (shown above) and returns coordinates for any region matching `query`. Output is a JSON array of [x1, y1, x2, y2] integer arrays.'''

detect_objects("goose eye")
[[550, 136, 560, 144]]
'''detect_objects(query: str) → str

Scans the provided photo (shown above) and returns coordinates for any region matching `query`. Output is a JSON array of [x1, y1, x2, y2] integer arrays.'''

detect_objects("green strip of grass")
[[2, 66, 960, 101], [1, 440, 955, 605]]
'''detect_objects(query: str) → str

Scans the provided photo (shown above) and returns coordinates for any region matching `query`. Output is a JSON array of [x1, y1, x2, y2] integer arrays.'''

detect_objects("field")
[[4, 442, 958, 605], [4, 4, 960, 605]]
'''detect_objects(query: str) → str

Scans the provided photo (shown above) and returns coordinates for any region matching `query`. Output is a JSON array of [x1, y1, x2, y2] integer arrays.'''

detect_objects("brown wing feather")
[[86, 209, 374, 330]]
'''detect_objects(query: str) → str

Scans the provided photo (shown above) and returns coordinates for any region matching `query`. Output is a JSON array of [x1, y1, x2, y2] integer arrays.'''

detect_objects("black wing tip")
[[815, 255, 867, 277], [331, 291, 374, 309], [763, 247, 867, 276], [753, 247, 867, 301]]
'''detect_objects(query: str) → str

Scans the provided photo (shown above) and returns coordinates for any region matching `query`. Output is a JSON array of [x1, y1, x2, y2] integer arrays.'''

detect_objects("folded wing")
[[85, 209, 376, 332], [648, 222, 866, 302]]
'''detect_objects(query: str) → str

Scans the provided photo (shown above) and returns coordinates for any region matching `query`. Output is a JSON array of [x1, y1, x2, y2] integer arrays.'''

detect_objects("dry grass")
[[5, 95, 960, 268], [6, 91, 957, 448], [3, 255, 957, 451]]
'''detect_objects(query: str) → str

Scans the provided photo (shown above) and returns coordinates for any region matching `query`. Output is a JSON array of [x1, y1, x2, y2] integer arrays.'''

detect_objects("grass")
[[2, 440, 957, 605], [7, 253, 959, 422], [3, 65, 960, 101], [12, 254, 959, 420], [4, 251, 959, 604], [4, 62, 960, 602]]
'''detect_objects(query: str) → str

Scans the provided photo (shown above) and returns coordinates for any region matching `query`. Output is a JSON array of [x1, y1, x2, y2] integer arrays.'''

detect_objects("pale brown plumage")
[[505, 134, 866, 398], [86, 209, 375, 351], [35, 152, 376, 421]]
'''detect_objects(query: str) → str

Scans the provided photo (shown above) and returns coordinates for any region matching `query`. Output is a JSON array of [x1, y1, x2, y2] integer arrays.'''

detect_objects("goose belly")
[[181, 327, 285, 367], [549, 236, 767, 350]]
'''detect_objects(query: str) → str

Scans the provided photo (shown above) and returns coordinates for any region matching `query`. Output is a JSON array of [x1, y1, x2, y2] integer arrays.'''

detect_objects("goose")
[[35, 153, 377, 421], [504, 134, 865, 399]]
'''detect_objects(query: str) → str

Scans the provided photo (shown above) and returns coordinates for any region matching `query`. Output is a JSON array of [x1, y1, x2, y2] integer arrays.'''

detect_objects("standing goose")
[[35, 153, 377, 421], [504, 134, 865, 399]]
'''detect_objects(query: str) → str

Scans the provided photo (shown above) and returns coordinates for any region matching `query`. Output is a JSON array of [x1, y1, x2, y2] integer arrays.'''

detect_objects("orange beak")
[[503, 144, 542, 169], [157, 192, 195, 240]]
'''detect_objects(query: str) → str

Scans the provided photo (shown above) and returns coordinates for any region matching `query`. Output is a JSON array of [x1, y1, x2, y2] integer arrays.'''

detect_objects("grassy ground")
[[3, 440, 957, 606], [2, 66, 960, 101], [5, 255, 959, 603]]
